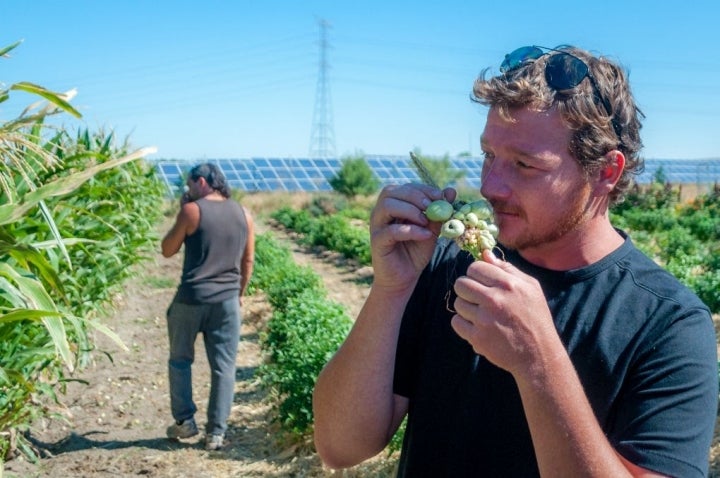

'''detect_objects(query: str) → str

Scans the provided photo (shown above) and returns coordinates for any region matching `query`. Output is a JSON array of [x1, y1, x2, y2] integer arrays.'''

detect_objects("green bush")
[[328, 154, 380, 199], [259, 289, 352, 435], [251, 232, 352, 440], [271, 206, 372, 265], [265, 265, 323, 312], [247, 232, 293, 294], [692, 268, 720, 313]]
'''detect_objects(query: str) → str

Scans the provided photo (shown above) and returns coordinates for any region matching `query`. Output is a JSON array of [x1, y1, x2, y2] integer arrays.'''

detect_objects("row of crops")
[[0, 143, 166, 461], [0, 41, 166, 461]]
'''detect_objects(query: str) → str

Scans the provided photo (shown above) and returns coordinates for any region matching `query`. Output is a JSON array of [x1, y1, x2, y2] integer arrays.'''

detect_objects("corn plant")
[[0, 40, 158, 460]]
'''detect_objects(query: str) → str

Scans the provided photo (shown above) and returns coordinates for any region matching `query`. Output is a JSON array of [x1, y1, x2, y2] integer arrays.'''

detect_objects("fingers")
[[371, 184, 448, 230], [462, 250, 519, 288], [450, 314, 476, 347], [441, 187, 457, 204]]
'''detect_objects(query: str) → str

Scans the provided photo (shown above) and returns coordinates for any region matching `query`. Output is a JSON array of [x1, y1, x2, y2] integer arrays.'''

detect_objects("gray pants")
[[166, 297, 240, 436]]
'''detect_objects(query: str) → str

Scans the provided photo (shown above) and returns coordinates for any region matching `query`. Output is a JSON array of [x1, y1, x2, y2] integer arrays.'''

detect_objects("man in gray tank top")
[[161, 163, 255, 451]]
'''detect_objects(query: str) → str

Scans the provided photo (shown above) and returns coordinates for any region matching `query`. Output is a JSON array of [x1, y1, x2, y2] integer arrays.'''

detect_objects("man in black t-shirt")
[[313, 45, 718, 477]]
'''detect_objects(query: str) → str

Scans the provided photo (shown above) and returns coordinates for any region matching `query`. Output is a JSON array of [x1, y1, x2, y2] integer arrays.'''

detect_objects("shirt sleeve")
[[612, 307, 718, 477]]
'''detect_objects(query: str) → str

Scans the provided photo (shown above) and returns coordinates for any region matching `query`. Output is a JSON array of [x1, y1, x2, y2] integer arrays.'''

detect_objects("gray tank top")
[[176, 197, 248, 304]]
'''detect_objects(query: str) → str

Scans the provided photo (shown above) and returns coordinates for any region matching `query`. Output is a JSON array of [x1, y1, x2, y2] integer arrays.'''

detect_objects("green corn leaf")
[[10, 81, 81, 118], [37, 200, 72, 269], [0, 262, 73, 371], [0, 40, 23, 58], [0, 147, 157, 226], [0, 228, 65, 296], [0, 308, 63, 325]]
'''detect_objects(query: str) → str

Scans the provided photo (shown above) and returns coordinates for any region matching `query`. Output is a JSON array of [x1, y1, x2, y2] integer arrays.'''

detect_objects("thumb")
[[481, 248, 503, 265], [481, 247, 518, 273]]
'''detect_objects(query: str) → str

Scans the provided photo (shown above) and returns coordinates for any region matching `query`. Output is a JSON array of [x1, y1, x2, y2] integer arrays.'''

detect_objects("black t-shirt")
[[393, 234, 717, 477]]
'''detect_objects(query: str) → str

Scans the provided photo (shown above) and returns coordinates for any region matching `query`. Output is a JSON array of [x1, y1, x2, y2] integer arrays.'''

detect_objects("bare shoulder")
[[241, 205, 255, 222]]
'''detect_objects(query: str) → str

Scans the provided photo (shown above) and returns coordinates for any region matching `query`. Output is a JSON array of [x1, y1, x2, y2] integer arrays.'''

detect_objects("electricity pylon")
[[308, 18, 336, 159]]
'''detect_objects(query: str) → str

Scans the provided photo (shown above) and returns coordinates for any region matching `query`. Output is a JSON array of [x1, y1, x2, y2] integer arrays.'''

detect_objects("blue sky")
[[3, 1, 719, 161]]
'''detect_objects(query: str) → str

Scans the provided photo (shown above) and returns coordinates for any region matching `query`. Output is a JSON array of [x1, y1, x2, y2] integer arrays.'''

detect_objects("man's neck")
[[200, 190, 224, 201], [518, 220, 624, 271]]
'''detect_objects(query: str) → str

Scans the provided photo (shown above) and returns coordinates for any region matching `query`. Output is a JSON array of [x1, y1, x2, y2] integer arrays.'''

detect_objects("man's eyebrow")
[[480, 137, 539, 161]]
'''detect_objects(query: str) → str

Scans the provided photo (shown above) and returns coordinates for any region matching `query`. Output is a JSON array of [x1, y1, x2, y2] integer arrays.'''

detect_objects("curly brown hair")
[[472, 45, 645, 205]]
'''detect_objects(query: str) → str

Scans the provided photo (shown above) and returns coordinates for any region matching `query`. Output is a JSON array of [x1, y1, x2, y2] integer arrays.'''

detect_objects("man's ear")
[[196, 176, 210, 191], [596, 150, 625, 194]]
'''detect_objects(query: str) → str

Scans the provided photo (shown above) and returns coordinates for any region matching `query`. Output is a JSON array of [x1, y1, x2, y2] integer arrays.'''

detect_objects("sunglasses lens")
[[500, 46, 544, 72], [545, 53, 588, 90]]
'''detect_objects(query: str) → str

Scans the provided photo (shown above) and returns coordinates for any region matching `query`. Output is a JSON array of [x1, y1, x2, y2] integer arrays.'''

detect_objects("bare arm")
[[313, 287, 411, 468], [451, 251, 668, 477], [313, 184, 453, 469], [239, 207, 255, 301], [161, 197, 200, 258]]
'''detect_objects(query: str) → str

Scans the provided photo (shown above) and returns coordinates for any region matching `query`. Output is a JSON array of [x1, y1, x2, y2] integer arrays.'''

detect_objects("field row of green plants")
[[270, 196, 372, 266], [248, 232, 353, 438], [1, 41, 165, 462]]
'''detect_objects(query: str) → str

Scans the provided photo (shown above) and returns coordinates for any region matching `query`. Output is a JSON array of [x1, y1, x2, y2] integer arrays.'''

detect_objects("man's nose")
[[480, 161, 510, 200]]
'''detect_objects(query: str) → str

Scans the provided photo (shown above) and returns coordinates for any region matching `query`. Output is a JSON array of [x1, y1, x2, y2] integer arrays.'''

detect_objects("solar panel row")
[[151, 156, 720, 196]]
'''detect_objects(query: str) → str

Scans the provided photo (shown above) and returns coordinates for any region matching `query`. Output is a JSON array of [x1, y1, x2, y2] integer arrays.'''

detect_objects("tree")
[[328, 153, 380, 199]]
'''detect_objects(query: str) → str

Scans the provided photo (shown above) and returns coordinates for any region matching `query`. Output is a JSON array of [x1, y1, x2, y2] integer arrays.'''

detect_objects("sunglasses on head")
[[500, 45, 622, 144]]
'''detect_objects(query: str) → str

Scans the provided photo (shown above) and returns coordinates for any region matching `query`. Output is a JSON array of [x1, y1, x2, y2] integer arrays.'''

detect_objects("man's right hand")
[[368, 183, 456, 292]]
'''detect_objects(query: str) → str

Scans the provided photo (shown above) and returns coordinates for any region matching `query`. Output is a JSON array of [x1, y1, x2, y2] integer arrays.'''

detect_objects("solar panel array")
[[152, 156, 720, 196]]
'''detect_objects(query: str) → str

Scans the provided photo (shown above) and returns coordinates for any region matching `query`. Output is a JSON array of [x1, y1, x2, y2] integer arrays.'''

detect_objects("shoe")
[[166, 418, 199, 439], [205, 434, 224, 451]]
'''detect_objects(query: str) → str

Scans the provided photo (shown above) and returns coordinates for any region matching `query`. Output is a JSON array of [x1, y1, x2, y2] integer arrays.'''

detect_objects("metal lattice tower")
[[308, 19, 336, 159]]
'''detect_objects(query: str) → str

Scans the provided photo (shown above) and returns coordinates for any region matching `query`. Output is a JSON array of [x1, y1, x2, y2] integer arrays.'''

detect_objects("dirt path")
[[2, 220, 393, 478]]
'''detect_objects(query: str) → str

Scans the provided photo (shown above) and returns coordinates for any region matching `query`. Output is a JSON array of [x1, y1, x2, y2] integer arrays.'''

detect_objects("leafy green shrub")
[[613, 180, 680, 214], [265, 265, 323, 312], [328, 154, 380, 199], [337, 205, 371, 222], [611, 184, 720, 313], [618, 208, 678, 233], [271, 205, 372, 265], [307, 194, 349, 217], [251, 233, 352, 439], [246, 232, 293, 294], [259, 289, 352, 436], [692, 269, 720, 313], [678, 190, 720, 242], [305, 215, 371, 265]]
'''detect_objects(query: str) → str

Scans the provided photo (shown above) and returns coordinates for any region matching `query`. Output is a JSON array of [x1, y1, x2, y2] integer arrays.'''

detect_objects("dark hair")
[[189, 163, 231, 198], [472, 45, 645, 205]]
